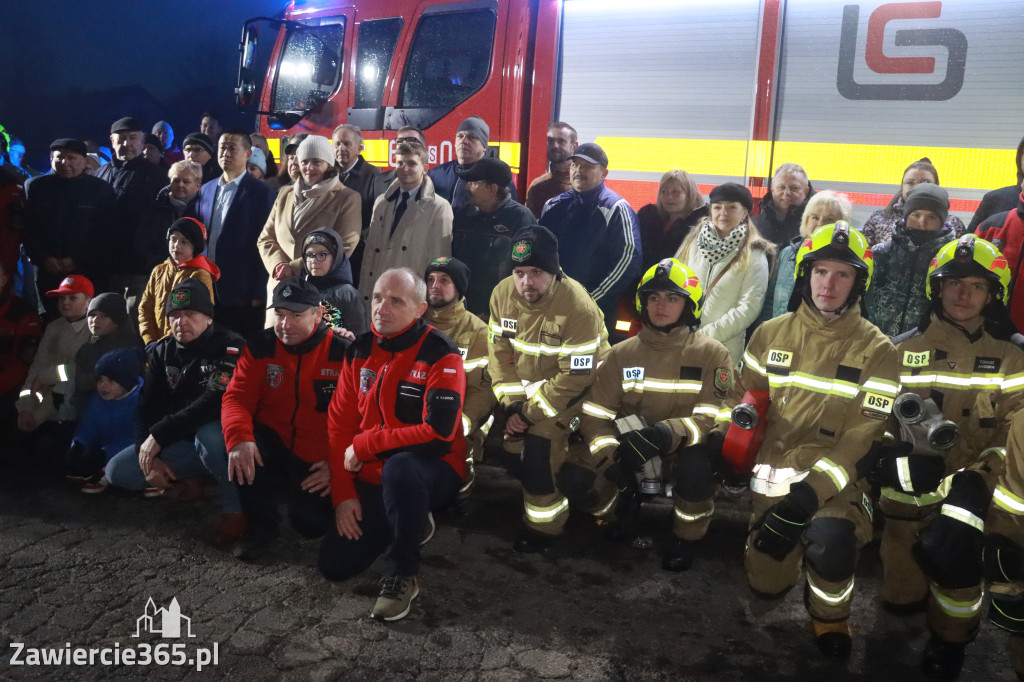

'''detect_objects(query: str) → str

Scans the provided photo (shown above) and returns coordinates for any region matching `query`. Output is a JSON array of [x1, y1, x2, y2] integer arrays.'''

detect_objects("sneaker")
[[81, 478, 109, 494], [370, 575, 419, 621], [420, 512, 436, 547], [143, 486, 166, 498], [65, 473, 88, 484]]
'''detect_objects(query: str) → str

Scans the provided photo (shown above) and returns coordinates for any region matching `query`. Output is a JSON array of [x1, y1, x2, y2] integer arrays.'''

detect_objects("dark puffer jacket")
[[865, 220, 956, 338], [752, 184, 815, 246], [301, 227, 367, 337]]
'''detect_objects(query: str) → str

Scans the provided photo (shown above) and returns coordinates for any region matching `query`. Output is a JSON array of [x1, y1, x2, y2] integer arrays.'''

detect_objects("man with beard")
[[526, 122, 578, 219], [427, 116, 516, 212]]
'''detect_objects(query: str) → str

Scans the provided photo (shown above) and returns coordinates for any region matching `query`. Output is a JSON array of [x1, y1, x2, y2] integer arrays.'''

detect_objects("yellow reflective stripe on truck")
[[595, 136, 1015, 192]]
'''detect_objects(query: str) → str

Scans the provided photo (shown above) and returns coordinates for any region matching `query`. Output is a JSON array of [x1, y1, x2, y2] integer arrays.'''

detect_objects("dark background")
[[0, 0, 285, 172]]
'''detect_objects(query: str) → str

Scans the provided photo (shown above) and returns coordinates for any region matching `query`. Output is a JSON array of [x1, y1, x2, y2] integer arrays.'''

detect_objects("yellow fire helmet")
[[926, 234, 1010, 305], [635, 257, 704, 322], [794, 221, 874, 290]]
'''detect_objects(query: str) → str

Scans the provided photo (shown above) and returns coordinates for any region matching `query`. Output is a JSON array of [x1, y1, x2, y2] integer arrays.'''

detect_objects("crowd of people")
[[3, 111, 1024, 679]]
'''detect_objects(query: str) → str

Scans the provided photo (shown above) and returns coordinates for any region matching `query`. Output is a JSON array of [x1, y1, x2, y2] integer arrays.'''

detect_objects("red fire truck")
[[236, 0, 1024, 220]]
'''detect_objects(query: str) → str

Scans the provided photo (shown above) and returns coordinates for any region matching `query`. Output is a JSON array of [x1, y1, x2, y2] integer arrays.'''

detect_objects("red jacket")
[[328, 317, 467, 505], [221, 323, 349, 462], [976, 193, 1024, 330]]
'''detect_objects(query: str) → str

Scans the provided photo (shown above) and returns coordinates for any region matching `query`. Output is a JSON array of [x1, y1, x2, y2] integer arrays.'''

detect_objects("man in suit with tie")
[[357, 142, 453, 321], [190, 129, 276, 337]]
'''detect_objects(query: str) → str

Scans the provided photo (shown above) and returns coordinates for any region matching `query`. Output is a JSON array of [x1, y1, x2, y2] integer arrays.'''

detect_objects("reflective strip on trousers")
[[941, 504, 985, 532], [930, 584, 983, 618], [994, 485, 1024, 516], [807, 573, 855, 606], [462, 414, 472, 437], [57, 364, 69, 382], [525, 497, 569, 523], [675, 506, 714, 522]]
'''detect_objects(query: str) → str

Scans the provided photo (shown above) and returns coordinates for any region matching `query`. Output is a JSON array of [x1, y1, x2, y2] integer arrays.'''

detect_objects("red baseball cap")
[[46, 275, 94, 298]]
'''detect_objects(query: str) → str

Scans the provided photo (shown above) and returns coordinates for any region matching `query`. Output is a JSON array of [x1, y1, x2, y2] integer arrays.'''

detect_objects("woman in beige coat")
[[258, 135, 361, 315], [358, 141, 454, 312]]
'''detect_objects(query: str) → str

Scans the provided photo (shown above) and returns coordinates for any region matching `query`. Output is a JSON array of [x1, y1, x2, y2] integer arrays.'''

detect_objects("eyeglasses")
[[304, 252, 330, 262]]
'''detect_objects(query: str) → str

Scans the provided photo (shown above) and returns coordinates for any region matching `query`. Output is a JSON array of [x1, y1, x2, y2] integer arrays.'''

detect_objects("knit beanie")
[[302, 229, 340, 258], [165, 278, 215, 318], [249, 147, 267, 174], [87, 293, 129, 327], [709, 182, 754, 213], [182, 132, 215, 158], [509, 225, 560, 275], [425, 256, 471, 299], [903, 183, 949, 225], [167, 217, 207, 255], [457, 116, 489, 148], [297, 135, 334, 164], [94, 348, 142, 393]]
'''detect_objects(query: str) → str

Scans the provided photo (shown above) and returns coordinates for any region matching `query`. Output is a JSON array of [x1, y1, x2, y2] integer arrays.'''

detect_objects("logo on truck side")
[[837, 2, 967, 101]]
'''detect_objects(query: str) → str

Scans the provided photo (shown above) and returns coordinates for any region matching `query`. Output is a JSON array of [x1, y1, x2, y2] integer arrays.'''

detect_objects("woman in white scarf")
[[257, 135, 361, 321], [675, 182, 774, 364]]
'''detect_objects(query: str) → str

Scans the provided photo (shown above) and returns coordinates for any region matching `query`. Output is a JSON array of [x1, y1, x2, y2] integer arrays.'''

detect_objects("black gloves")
[[615, 423, 672, 473], [914, 470, 991, 589], [983, 534, 1024, 583], [876, 448, 946, 495], [505, 401, 533, 425], [752, 481, 819, 561]]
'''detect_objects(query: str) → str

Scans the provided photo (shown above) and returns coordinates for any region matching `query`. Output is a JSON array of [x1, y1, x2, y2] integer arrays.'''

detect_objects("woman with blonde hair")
[[675, 182, 773, 364], [756, 190, 853, 325], [637, 170, 709, 269]]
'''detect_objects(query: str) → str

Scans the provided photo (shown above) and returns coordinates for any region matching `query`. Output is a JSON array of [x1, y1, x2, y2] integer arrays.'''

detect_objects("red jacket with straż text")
[[328, 317, 466, 505]]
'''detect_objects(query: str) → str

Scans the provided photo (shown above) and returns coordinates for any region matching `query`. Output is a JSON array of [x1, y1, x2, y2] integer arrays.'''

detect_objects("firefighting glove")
[[877, 449, 946, 496], [983, 534, 1024, 583], [752, 481, 819, 561], [615, 423, 672, 473], [913, 470, 991, 589], [505, 401, 533, 425], [603, 461, 640, 501]]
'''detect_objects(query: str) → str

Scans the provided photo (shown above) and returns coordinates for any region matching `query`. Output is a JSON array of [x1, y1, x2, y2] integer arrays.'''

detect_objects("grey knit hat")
[[903, 183, 949, 226]]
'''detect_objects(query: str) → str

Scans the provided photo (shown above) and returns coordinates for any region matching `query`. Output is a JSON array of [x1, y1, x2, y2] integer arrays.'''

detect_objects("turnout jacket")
[[989, 409, 1024, 537], [137, 323, 245, 449], [222, 323, 349, 462], [424, 298, 495, 438], [716, 300, 900, 505], [327, 318, 467, 505], [488, 273, 610, 424], [580, 324, 732, 468], [886, 314, 1024, 505]]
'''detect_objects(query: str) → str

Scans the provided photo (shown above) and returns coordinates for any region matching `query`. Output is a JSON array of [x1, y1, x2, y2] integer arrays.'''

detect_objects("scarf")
[[292, 175, 340, 226], [696, 219, 747, 266]]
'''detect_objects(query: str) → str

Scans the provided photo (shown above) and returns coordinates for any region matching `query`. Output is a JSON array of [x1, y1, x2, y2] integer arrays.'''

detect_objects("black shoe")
[[233, 525, 278, 562], [920, 635, 966, 680], [662, 538, 696, 572], [882, 596, 928, 617], [812, 619, 852, 658], [513, 530, 555, 554]]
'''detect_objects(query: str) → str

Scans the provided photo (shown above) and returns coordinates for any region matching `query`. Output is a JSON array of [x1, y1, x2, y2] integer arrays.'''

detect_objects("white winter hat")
[[296, 135, 334, 164]]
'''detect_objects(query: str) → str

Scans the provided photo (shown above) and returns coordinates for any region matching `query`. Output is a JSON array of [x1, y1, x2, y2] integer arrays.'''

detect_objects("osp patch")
[[360, 368, 377, 395], [265, 364, 284, 389], [511, 240, 532, 262]]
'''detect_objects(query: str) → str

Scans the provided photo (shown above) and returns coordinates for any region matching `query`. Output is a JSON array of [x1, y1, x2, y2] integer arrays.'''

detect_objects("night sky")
[[0, 0, 284, 171]]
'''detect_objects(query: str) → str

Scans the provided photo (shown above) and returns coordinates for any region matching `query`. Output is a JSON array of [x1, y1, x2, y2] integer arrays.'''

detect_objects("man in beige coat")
[[258, 135, 361, 325], [358, 142, 453, 316]]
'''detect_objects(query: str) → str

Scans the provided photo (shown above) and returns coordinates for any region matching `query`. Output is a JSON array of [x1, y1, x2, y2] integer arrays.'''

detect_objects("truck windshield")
[[273, 19, 346, 113]]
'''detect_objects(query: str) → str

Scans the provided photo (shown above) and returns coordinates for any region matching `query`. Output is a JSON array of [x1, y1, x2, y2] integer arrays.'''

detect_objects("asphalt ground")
[[0, 456, 1018, 681]]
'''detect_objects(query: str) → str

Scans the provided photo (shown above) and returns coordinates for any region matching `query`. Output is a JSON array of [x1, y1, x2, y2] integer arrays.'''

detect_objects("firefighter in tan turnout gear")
[[717, 222, 900, 658], [877, 235, 1024, 679], [579, 258, 733, 571], [423, 256, 495, 498], [488, 225, 610, 552]]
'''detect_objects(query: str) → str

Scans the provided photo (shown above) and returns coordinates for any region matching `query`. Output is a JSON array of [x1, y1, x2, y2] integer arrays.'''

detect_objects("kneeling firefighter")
[[877, 235, 1024, 679], [715, 222, 900, 657], [577, 258, 733, 570]]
